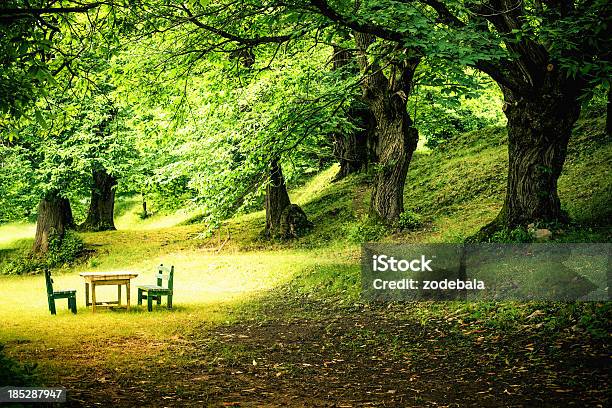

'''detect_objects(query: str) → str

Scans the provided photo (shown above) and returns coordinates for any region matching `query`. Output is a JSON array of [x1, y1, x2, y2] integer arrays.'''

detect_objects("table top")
[[79, 271, 139, 280]]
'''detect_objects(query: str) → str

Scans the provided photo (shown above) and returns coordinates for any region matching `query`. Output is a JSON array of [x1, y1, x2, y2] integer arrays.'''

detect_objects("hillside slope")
[[1, 114, 609, 273], [289, 114, 611, 245]]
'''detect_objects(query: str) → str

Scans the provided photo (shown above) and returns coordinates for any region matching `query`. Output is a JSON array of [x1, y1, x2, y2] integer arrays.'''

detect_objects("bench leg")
[[156, 293, 161, 305], [147, 295, 153, 312], [48, 297, 56, 315], [167, 294, 172, 309], [117, 285, 122, 307], [69, 297, 77, 314], [138, 289, 143, 305], [92, 283, 97, 313], [85, 282, 89, 306]]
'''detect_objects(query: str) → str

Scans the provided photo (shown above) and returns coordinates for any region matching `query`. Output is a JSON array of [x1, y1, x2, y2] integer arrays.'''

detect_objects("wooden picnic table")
[[79, 272, 139, 313]]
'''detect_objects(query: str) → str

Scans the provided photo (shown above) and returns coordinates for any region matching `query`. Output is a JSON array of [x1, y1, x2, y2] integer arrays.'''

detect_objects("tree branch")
[[181, 5, 292, 46], [0, 3, 101, 23], [415, 0, 465, 27], [308, 0, 404, 42]]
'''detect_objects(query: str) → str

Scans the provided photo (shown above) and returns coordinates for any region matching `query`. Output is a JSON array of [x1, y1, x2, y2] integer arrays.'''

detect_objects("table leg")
[[92, 283, 97, 313], [126, 281, 131, 311], [85, 282, 90, 307], [117, 285, 122, 307]]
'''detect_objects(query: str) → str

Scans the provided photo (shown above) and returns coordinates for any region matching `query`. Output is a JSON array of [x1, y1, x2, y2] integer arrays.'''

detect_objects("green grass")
[[114, 196, 203, 230], [0, 229, 357, 383], [0, 114, 609, 387], [0, 249, 328, 344], [0, 222, 35, 250], [398, 118, 611, 242]]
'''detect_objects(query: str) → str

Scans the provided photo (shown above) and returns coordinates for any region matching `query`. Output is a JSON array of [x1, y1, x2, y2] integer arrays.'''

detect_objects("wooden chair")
[[137, 265, 174, 312], [44, 269, 77, 315]]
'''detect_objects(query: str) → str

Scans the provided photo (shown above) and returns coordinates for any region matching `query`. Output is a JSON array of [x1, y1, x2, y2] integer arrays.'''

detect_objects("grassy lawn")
[[0, 221, 357, 377], [0, 118, 608, 406], [0, 184, 359, 399]]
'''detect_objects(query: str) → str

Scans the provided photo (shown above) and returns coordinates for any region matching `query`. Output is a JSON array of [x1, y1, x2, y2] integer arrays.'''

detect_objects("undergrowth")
[[0, 230, 85, 275]]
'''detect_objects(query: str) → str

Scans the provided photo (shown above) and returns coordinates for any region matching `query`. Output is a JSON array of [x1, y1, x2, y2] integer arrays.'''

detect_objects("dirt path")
[[58, 295, 609, 407]]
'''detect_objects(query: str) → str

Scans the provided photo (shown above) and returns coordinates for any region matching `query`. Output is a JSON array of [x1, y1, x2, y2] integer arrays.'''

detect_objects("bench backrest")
[[44, 269, 54, 296], [156, 264, 174, 290]]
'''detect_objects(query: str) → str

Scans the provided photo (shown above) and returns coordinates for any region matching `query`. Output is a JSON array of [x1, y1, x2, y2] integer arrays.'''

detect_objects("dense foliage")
[[0, 0, 609, 238]]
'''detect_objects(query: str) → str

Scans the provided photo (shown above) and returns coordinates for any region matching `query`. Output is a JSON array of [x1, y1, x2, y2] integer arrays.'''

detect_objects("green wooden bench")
[[137, 264, 174, 312], [45, 269, 77, 315]]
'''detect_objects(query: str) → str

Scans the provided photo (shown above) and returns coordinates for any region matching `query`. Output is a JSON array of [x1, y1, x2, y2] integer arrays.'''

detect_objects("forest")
[[0, 1, 610, 407]]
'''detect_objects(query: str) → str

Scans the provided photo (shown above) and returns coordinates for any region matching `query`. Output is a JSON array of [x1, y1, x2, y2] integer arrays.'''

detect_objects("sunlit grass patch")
[[0, 222, 35, 249], [292, 164, 339, 206], [114, 198, 202, 231], [0, 243, 350, 373]]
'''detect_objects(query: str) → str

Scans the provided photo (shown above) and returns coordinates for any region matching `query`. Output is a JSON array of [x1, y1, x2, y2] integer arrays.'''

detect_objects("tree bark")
[[32, 194, 73, 254], [141, 192, 149, 219], [333, 102, 377, 180], [80, 168, 117, 231], [485, 78, 582, 230], [455, 0, 589, 237], [354, 32, 420, 224], [265, 160, 292, 237], [369, 102, 419, 223], [330, 45, 378, 181], [60, 197, 74, 229]]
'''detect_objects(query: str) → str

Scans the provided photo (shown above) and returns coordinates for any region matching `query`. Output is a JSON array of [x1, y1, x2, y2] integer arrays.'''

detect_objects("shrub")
[[47, 230, 84, 266], [347, 217, 388, 243], [489, 226, 534, 243], [397, 211, 423, 230], [1, 230, 85, 275], [0, 256, 46, 276]]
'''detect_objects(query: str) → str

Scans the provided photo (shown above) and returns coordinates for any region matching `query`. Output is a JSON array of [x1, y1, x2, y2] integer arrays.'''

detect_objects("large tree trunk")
[[264, 160, 312, 238], [332, 102, 377, 180], [32, 195, 73, 254], [80, 169, 117, 231], [330, 46, 378, 180], [483, 86, 581, 233], [462, 0, 588, 239], [369, 100, 419, 223], [354, 32, 420, 224], [265, 160, 292, 237]]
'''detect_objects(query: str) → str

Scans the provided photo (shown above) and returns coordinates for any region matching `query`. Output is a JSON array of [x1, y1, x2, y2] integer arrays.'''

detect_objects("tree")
[[26, 131, 80, 255], [78, 104, 122, 232], [413, 0, 610, 231], [119, 3, 356, 230], [354, 32, 421, 222], [0, 1, 127, 253], [306, 0, 611, 231], [458, 0, 595, 230], [81, 169, 118, 231], [264, 160, 292, 236], [330, 46, 377, 180], [32, 194, 74, 254]]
